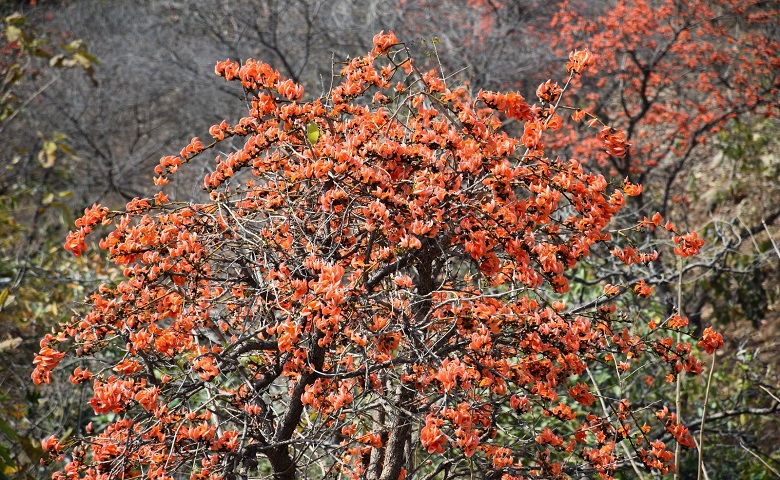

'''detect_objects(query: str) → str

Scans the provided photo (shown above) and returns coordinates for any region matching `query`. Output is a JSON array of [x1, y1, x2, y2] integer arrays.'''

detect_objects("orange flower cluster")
[[698, 326, 724, 354], [672, 230, 705, 257], [31, 346, 65, 385], [566, 49, 595, 75], [372, 30, 398, 55], [420, 414, 447, 454], [598, 126, 629, 158], [41, 435, 64, 462], [63, 203, 109, 257]]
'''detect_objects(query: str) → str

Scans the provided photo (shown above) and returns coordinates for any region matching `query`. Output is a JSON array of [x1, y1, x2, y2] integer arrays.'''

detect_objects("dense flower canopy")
[[35, 31, 718, 480]]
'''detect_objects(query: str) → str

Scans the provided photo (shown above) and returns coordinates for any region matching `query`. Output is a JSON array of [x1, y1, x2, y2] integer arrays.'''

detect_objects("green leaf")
[[306, 122, 320, 145], [72, 52, 94, 69], [17, 435, 44, 465], [4, 13, 26, 26], [37, 140, 57, 168], [0, 417, 17, 441], [49, 54, 65, 67], [0, 445, 14, 478], [0, 337, 21, 352], [3, 26, 21, 43], [62, 39, 85, 52]]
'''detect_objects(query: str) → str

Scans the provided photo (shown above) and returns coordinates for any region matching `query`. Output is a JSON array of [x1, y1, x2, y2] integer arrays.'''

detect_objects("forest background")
[[0, 0, 778, 479]]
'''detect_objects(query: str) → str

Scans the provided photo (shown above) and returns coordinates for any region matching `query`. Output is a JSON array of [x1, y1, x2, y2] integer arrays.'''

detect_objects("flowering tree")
[[551, 0, 779, 178], [35, 32, 722, 480], [549, 0, 780, 321]]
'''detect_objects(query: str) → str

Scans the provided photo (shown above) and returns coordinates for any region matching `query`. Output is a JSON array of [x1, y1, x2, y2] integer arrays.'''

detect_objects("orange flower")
[[372, 30, 398, 55], [535, 427, 564, 447], [622, 179, 643, 196], [41, 435, 63, 455], [135, 386, 160, 411], [550, 402, 576, 421], [455, 427, 479, 456], [215, 59, 240, 80], [698, 327, 724, 354], [673, 231, 704, 257], [63, 229, 88, 257], [522, 120, 543, 149], [666, 421, 695, 448], [193, 355, 220, 381], [599, 126, 629, 157], [277, 79, 304, 101], [90, 376, 134, 414], [510, 394, 530, 412], [667, 314, 688, 328], [420, 414, 447, 454], [568, 383, 596, 406], [434, 358, 466, 393], [633, 280, 654, 297], [566, 49, 595, 74], [69, 366, 92, 385], [536, 79, 562, 103], [32, 347, 66, 385]]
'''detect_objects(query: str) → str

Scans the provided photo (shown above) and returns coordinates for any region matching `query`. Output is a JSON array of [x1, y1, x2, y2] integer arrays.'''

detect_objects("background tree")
[[549, 0, 780, 320], [0, 1, 101, 478], [548, 0, 780, 475], [186, 0, 552, 92]]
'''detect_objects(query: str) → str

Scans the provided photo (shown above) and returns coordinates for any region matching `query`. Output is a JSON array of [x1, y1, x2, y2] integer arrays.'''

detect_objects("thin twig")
[[759, 385, 780, 405], [737, 216, 762, 254], [697, 352, 716, 480], [674, 257, 683, 480], [739, 441, 780, 478], [586, 367, 647, 480], [0, 74, 61, 136], [763, 220, 780, 261]]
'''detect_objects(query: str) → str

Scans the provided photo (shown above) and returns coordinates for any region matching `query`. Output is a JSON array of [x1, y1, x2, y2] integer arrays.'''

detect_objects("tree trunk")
[[378, 386, 414, 480]]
